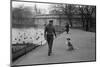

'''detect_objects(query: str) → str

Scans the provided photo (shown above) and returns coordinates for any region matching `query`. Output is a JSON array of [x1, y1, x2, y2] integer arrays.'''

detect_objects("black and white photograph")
[[11, 0, 96, 66]]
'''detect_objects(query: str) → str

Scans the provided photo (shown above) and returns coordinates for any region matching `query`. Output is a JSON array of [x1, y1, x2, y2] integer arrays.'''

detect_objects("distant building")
[[33, 14, 69, 26]]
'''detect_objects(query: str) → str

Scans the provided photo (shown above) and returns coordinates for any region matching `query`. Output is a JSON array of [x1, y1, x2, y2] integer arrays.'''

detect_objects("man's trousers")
[[46, 34, 54, 56]]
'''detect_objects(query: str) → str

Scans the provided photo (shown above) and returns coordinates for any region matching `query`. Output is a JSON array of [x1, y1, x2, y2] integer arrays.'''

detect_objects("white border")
[[0, 0, 99, 67]]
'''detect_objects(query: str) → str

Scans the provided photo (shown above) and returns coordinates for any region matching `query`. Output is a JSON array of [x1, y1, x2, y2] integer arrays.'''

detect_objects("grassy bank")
[[12, 43, 39, 62]]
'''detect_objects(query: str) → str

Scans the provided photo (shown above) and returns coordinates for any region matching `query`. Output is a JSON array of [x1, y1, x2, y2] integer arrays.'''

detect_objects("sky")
[[12, 1, 52, 14]]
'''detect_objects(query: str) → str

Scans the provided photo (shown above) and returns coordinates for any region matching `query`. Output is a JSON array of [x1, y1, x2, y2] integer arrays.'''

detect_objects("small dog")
[[66, 38, 74, 51]]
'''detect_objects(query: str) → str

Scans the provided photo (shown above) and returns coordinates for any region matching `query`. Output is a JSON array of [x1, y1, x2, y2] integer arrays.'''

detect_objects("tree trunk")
[[85, 14, 89, 31], [81, 15, 85, 28]]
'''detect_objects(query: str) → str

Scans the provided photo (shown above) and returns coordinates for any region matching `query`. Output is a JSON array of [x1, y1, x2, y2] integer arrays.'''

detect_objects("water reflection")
[[12, 28, 46, 45]]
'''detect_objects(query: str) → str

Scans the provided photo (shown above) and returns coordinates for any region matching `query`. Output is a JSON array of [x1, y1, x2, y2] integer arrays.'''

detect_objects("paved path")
[[12, 29, 96, 66]]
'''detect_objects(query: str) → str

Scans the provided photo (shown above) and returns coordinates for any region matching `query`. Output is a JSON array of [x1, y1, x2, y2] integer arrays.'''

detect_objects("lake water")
[[12, 27, 46, 45]]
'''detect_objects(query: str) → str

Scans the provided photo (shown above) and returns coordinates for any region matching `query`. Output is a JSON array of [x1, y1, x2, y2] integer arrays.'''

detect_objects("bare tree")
[[78, 5, 96, 31], [12, 6, 35, 26], [50, 4, 78, 27]]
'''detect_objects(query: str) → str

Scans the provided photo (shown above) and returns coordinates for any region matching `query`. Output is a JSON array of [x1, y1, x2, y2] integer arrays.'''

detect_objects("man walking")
[[44, 20, 57, 56]]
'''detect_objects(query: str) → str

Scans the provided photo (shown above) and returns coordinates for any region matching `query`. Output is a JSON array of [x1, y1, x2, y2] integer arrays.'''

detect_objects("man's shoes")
[[48, 53, 50, 56], [48, 52, 52, 56]]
